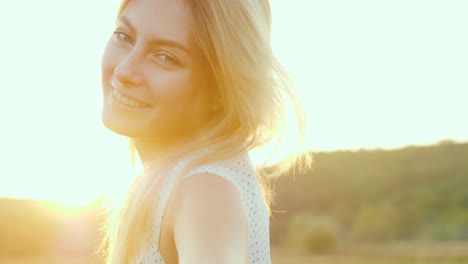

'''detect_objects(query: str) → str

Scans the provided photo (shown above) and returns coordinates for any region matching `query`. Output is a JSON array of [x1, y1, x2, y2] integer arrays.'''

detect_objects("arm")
[[171, 172, 249, 264]]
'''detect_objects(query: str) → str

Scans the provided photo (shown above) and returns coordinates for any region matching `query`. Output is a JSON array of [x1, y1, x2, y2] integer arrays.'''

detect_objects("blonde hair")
[[96, 0, 312, 263]]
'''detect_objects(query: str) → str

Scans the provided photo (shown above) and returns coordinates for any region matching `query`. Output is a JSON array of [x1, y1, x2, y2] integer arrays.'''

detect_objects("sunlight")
[[0, 0, 467, 204], [0, 2, 467, 262], [41, 200, 94, 215], [249, 90, 306, 168]]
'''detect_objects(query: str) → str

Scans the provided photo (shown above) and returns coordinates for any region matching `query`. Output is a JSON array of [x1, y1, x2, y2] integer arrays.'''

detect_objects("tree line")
[[266, 140, 468, 252]]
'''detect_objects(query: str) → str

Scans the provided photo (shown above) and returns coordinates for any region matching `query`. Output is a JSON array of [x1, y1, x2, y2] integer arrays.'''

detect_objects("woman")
[[97, 0, 311, 263]]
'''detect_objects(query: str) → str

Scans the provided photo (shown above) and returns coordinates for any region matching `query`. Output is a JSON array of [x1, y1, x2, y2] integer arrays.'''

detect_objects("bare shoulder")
[[171, 172, 249, 264], [176, 172, 243, 206]]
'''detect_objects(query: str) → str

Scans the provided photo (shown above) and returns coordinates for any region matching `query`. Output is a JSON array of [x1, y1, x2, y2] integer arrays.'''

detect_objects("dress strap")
[[181, 150, 249, 179]]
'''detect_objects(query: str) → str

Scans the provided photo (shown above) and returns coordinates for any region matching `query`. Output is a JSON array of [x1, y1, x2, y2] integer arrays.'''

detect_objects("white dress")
[[136, 149, 272, 264]]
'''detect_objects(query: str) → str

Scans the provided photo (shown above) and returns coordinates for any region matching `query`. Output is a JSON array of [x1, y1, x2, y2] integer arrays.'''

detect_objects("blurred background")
[[0, 0, 467, 263]]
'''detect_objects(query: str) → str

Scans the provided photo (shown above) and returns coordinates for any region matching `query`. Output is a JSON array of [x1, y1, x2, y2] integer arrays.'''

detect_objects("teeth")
[[112, 89, 150, 108]]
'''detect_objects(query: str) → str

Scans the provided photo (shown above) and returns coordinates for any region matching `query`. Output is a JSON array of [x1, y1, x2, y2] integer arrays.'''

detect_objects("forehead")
[[119, 0, 193, 47]]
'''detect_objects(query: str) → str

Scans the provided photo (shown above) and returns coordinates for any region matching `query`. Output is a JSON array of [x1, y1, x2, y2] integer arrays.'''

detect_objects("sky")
[[0, 0, 466, 204]]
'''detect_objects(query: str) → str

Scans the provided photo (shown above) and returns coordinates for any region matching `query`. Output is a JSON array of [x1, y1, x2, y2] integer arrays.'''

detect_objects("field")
[[1, 242, 467, 264], [271, 242, 468, 264]]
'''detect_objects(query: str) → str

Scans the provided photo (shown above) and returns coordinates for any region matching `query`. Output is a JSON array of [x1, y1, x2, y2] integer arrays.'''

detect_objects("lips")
[[112, 88, 152, 108]]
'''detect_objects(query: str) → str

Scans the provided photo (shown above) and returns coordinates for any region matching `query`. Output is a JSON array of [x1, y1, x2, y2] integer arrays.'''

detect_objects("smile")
[[112, 88, 151, 108]]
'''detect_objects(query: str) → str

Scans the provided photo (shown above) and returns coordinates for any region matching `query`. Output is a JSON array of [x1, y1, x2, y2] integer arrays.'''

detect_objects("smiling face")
[[101, 0, 216, 141]]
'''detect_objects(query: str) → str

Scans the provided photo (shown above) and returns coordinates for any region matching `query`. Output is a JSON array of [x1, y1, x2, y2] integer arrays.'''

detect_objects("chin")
[[100, 94, 203, 141], [102, 110, 142, 138], [101, 91, 155, 137], [100, 103, 153, 138]]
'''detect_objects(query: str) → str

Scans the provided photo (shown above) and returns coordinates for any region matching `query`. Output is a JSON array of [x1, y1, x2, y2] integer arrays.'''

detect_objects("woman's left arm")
[[171, 172, 249, 264]]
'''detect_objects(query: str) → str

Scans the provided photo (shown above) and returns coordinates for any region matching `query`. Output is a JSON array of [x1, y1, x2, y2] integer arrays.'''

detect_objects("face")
[[101, 0, 215, 140]]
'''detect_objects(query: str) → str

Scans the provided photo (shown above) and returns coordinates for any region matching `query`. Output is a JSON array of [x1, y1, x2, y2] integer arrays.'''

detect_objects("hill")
[[268, 140, 468, 245]]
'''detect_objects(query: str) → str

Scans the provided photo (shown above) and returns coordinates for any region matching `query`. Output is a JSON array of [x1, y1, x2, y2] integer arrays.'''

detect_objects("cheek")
[[149, 70, 195, 103]]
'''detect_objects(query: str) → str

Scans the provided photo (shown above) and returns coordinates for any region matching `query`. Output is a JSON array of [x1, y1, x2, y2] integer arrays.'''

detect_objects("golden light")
[[0, 0, 467, 204]]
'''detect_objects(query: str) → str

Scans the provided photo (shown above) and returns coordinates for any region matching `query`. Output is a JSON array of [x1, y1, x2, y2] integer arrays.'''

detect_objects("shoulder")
[[177, 171, 242, 200], [178, 150, 256, 183], [174, 172, 246, 220], [170, 172, 249, 264], [173, 172, 248, 231]]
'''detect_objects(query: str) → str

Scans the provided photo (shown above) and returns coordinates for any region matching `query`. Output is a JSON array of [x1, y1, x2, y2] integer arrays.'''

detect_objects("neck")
[[133, 126, 207, 172], [133, 137, 182, 171]]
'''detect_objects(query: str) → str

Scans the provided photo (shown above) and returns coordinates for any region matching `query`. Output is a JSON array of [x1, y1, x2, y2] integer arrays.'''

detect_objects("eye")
[[154, 53, 179, 66], [113, 31, 133, 44]]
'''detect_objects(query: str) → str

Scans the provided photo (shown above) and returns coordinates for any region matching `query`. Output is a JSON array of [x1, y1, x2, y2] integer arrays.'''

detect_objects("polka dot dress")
[[136, 149, 272, 264]]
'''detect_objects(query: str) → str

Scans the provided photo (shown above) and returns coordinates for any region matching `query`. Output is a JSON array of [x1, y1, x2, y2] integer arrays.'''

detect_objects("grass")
[[1, 242, 467, 264], [272, 258, 467, 264], [271, 241, 468, 264]]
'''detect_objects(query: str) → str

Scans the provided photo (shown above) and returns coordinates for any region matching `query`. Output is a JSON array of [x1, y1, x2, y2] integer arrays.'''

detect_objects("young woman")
[[97, 0, 311, 263]]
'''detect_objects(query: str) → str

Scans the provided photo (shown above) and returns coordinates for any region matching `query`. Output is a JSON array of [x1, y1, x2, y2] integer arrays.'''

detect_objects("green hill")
[[269, 140, 468, 245]]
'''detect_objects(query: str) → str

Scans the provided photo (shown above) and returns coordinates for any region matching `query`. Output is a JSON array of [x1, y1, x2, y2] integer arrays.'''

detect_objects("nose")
[[114, 49, 144, 87]]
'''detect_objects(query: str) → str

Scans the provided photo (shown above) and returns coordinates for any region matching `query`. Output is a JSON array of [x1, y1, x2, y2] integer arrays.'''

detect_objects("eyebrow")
[[117, 15, 192, 55]]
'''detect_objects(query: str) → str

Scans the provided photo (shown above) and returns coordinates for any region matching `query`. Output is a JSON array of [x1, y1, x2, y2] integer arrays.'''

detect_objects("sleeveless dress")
[[136, 149, 272, 264]]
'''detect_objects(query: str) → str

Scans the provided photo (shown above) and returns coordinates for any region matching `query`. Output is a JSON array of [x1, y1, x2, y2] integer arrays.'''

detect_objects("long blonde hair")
[[96, 0, 312, 263]]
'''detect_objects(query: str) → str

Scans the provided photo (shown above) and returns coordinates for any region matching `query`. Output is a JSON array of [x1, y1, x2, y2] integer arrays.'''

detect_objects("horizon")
[[2, 138, 466, 205]]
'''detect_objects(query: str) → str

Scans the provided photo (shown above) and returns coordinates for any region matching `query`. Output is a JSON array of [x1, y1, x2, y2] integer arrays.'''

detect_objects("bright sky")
[[0, 0, 466, 204]]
